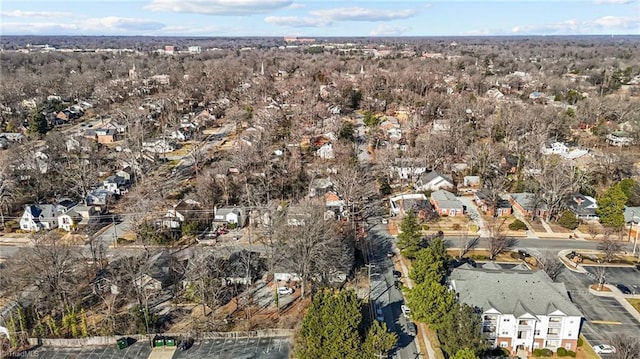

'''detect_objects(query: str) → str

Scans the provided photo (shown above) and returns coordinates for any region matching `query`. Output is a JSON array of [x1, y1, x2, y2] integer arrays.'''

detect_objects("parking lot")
[[30, 336, 290, 359], [172, 336, 290, 359], [583, 266, 640, 294], [33, 341, 152, 359], [557, 267, 640, 355]]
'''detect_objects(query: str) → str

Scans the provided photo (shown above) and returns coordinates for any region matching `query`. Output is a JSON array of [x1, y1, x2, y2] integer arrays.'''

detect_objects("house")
[[415, 170, 455, 192], [390, 158, 428, 181], [58, 205, 99, 231], [95, 128, 119, 143], [214, 206, 246, 227], [163, 199, 202, 229], [86, 189, 114, 211], [389, 193, 433, 219], [102, 174, 130, 195], [308, 177, 333, 197], [317, 143, 334, 159], [19, 204, 60, 231], [143, 139, 175, 153], [463, 176, 481, 188], [566, 194, 598, 220], [541, 142, 569, 155], [449, 263, 582, 354], [324, 192, 347, 220], [606, 133, 632, 147], [474, 191, 512, 217], [430, 190, 464, 217], [510, 193, 548, 218], [500, 155, 519, 174]]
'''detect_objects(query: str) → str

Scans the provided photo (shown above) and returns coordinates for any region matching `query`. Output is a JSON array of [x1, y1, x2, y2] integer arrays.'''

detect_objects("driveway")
[[556, 267, 640, 352], [457, 196, 487, 237]]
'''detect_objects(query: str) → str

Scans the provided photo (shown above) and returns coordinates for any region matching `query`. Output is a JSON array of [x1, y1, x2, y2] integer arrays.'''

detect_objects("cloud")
[[264, 16, 328, 27], [1, 16, 166, 35], [287, 2, 305, 9], [309, 7, 417, 22], [593, 0, 633, 4], [145, 0, 293, 15], [511, 15, 639, 34], [1, 10, 73, 18], [370, 24, 411, 36]]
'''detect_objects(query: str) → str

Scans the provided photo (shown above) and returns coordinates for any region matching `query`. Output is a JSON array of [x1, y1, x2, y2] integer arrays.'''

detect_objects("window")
[[500, 342, 509, 348], [567, 332, 572, 337], [565, 343, 572, 350], [501, 330, 509, 335], [518, 320, 529, 326], [503, 318, 511, 322], [549, 317, 562, 323], [533, 342, 540, 349], [534, 329, 541, 336]]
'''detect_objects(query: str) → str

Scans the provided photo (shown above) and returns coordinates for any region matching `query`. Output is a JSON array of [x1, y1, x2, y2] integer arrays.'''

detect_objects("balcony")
[[518, 325, 533, 331], [546, 332, 561, 339], [548, 321, 563, 328]]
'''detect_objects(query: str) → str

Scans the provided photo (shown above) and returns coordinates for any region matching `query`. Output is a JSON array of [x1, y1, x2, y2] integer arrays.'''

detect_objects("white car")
[[592, 344, 616, 354], [401, 305, 411, 319], [277, 287, 294, 296]]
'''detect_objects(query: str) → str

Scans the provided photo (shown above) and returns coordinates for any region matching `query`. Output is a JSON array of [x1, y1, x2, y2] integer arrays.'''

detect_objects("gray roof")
[[510, 192, 548, 211], [450, 264, 582, 317], [431, 190, 463, 210], [419, 170, 452, 185], [624, 207, 640, 224]]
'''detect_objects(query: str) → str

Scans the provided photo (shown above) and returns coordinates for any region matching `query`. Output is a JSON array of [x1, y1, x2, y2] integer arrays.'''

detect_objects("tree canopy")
[[296, 289, 397, 359], [397, 210, 424, 259], [438, 303, 488, 357], [596, 183, 627, 228]]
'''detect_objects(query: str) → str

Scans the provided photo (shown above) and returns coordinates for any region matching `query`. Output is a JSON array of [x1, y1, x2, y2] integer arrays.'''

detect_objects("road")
[[367, 223, 420, 359]]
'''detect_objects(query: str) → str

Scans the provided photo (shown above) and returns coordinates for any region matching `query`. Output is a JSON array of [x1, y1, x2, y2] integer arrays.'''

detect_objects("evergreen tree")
[[397, 210, 424, 259], [28, 106, 48, 135], [452, 347, 480, 359], [596, 183, 627, 228], [406, 280, 456, 330], [362, 321, 397, 359], [438, 303, 488, 357], [296, 290, 363, 359]]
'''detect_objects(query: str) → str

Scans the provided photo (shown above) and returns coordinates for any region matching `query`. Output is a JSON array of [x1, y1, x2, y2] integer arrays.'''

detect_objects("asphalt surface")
[[583, 266, 640, 294], [172, 336, 290, 359], [29, 336, 290, 359], [367, 223, 420, 359], [556, 267, 640, 356], [31, 341, 152, 359]]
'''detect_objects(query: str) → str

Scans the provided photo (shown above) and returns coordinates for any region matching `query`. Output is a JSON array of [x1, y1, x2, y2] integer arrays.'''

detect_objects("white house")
[[390, 158, 427, 181], [20, 204, 60, 231], [449, 263, 582, 355], [214, 206, 246, 227], [58, 205, 98, 231], [414, 170, 454, 192], [143, 139, 175, 153], [541, 142, 569, 155], [317, 143, 334, 159]]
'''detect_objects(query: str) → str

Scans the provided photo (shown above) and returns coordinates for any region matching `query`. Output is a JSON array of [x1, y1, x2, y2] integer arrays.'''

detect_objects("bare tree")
[[486, 217, 513, 260], [184, 253, 229, 328], [594, 266, 607, 291], [535, 157, 575, 221], [0, 162, 16, 229], [536, 251, 565, 281], [609, 332, 640, 359], [597, 237, 622, 262], [273, 198, 354, 298]]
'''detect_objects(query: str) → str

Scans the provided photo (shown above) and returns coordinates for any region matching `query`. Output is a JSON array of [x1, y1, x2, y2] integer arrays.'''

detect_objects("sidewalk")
[[395, 254, 437, 359]]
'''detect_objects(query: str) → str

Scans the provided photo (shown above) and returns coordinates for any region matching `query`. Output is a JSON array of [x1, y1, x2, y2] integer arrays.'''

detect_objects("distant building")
[[187, 46, 201, 54]]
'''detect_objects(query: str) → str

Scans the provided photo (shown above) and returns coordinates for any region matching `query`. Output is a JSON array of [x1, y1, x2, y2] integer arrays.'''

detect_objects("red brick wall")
[[561, 339, 577, 351]]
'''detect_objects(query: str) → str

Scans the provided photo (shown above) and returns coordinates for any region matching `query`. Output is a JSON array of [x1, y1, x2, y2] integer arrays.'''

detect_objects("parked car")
[[406, 322, 417, 336], [393, 270, 402, 279], [592, 344, 616, 354], [177, 337, 193, 351], [277, 287, 294, 296], [376, 307, 384, 322], [387, 251, 395, 258], [401, 305, 411, 319], [616, 284, 632, 294]]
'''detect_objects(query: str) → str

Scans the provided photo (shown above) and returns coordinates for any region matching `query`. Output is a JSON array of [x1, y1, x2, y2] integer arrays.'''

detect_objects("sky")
[[1, 0, 639, 37]]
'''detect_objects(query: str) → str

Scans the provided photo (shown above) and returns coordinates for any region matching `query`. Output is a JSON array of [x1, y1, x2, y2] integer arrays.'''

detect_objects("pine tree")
[[363, 321, 397, 359], [438, 303, 488, 357], [452, 347, 480, 359], [406, 280, 456, 330], [596, 183, 627, 228], [397, 210, 424, 258], [296, 290, 363, 359]]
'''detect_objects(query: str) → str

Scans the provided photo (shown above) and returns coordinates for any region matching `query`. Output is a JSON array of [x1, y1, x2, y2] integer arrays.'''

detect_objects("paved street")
[[557, 267, 640, 354], [367, 223, 420, 359], [582, 266, 640, 294]]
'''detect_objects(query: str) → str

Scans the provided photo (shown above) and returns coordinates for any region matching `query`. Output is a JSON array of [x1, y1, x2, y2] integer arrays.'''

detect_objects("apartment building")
[[449, 263, 582, 354]]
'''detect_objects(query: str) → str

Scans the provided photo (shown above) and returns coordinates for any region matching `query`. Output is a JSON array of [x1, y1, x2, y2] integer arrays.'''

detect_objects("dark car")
[[616, 284, 632, 295], [406, 322, 417, 336], [178, 337, 194, 351]]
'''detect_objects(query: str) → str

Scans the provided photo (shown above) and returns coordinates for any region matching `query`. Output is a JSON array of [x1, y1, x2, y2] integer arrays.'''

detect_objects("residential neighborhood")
[[1, 32, 640, 359]]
